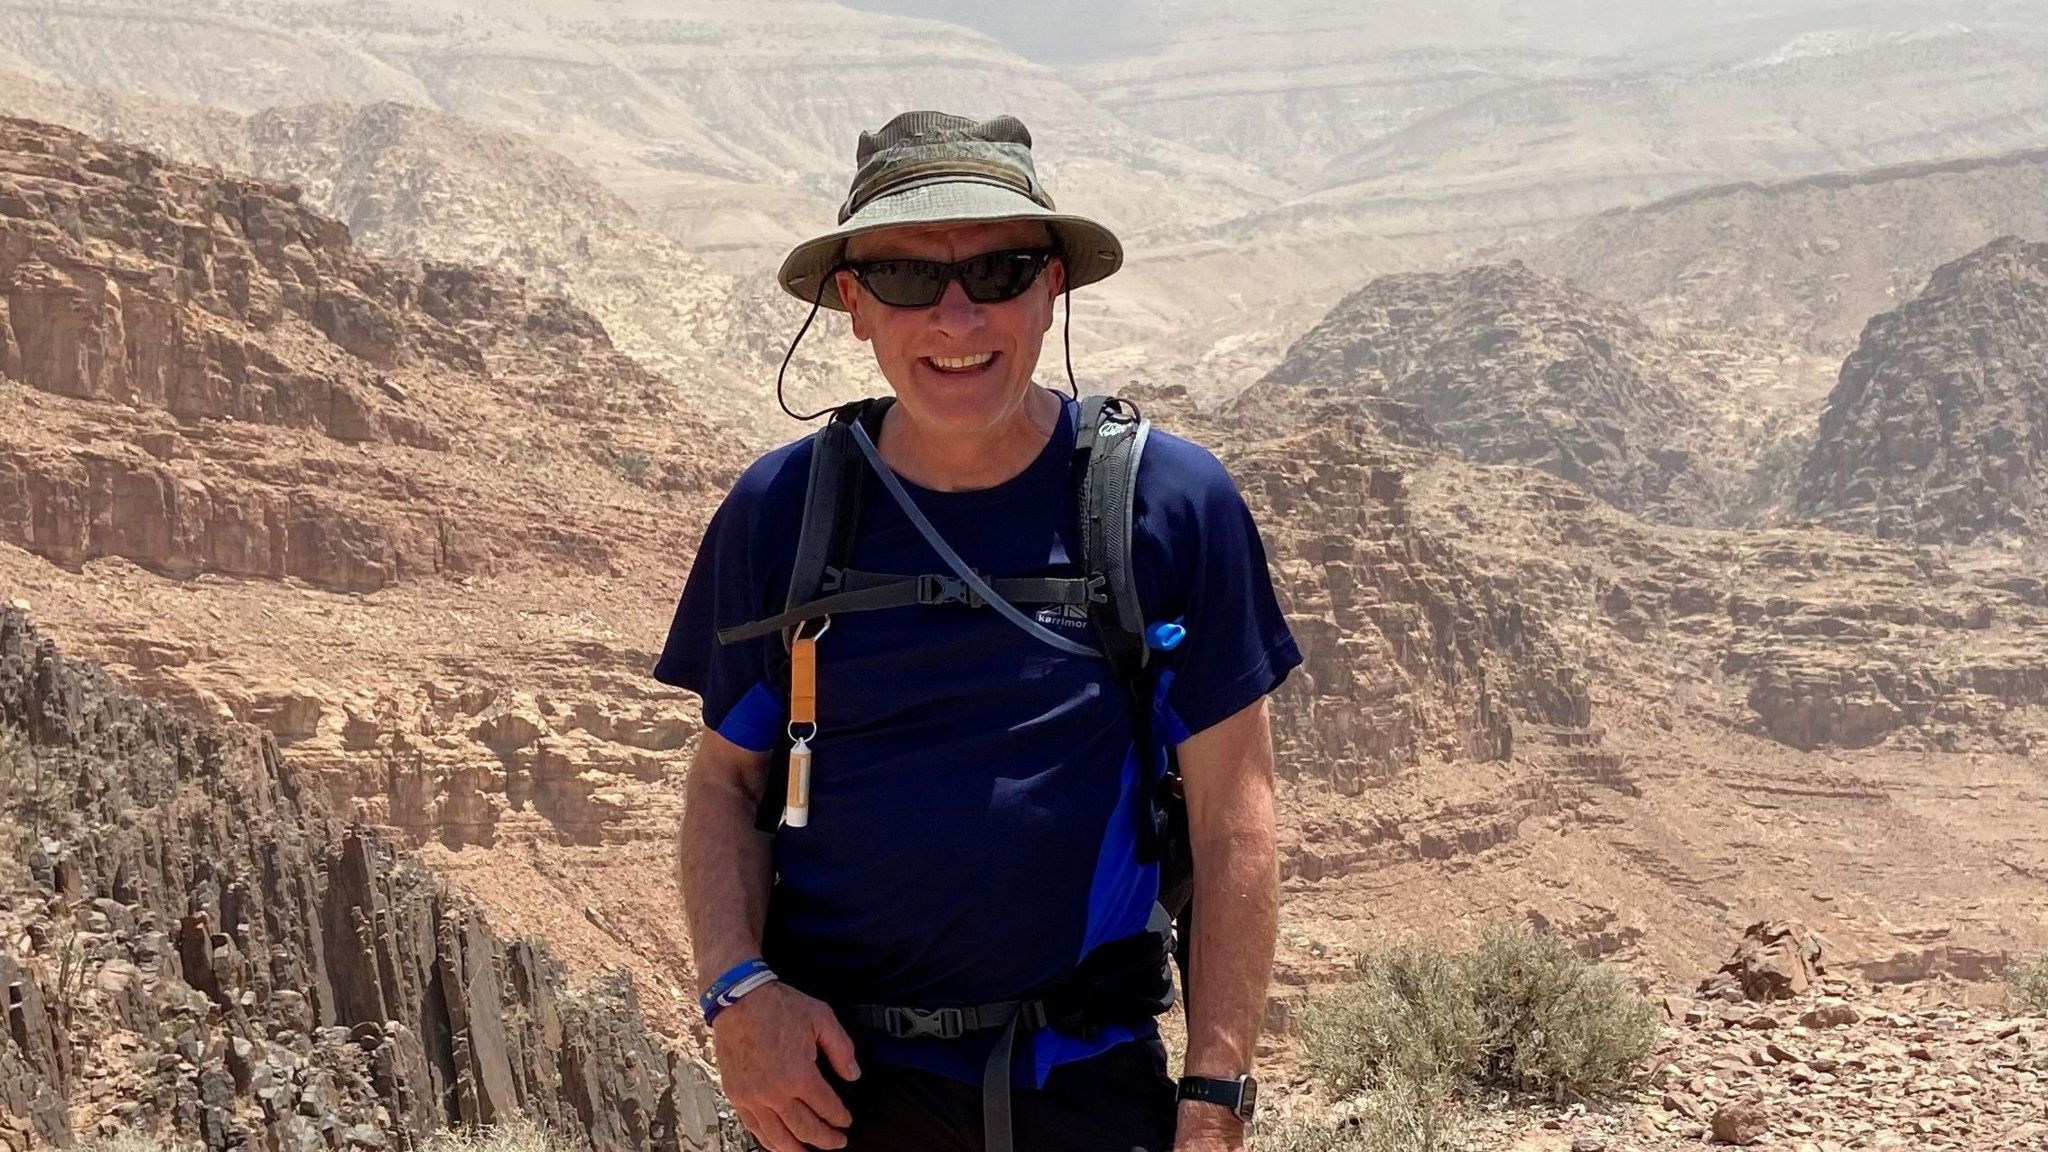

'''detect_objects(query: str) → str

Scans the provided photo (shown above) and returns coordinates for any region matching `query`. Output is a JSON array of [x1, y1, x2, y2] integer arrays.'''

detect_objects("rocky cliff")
[[0, 607, 723, 1150], [0, 114, 733, 590], [0, 115, 745, 886], [1796, 236, 2048, 544], [1238, 262, 1744, 525]]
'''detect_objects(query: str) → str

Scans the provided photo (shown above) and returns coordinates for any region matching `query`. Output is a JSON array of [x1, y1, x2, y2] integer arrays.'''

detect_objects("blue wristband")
[[700, 958, 778, 1025]]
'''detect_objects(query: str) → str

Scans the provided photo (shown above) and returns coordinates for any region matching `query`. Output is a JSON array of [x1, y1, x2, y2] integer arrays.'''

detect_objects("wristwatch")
[[1177, 1074, 1258, 1121]]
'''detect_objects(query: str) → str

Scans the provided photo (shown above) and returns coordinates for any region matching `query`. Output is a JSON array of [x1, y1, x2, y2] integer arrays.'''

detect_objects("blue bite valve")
[[1145, 621, 1186, 651]]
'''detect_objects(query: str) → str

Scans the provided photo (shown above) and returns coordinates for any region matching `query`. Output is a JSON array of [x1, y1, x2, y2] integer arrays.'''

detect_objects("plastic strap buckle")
[[882, 1006, 965, 1040], [916, 574, 982, 608]]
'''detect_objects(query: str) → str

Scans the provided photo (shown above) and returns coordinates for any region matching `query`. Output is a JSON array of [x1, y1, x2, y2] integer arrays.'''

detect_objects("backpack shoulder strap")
[[746, 397, 889, 834], [780, 398, 890, 645], [1074, 395, 1151, 681]]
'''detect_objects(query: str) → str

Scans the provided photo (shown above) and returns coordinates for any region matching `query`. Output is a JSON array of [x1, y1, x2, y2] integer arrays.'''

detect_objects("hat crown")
[[841, 111, 1049, 224]]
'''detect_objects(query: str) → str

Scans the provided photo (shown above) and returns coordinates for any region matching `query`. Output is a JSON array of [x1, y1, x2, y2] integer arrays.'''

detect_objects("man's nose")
[[929, 276, 983, 330]]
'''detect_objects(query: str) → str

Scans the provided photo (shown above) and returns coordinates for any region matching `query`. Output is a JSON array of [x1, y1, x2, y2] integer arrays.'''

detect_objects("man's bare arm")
[[676, 727, 777, 987], [1174, 696, 1281, 1150], [676, 728, 859, 1152]]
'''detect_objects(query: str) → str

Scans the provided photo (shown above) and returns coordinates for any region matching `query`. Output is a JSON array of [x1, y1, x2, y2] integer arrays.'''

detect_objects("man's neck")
[[879, 386, 1061, 492]]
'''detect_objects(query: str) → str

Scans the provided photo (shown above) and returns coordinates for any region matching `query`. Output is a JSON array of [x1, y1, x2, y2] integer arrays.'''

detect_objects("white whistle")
[[784, 736, 812, 828]]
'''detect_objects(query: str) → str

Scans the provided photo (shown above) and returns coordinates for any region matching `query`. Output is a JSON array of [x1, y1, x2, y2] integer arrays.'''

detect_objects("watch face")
[[1236, 1076, 1259, 1120]]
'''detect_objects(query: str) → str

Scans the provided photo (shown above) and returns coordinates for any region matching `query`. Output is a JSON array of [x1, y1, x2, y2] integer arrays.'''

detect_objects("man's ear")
[[835, 269, 872, 342]]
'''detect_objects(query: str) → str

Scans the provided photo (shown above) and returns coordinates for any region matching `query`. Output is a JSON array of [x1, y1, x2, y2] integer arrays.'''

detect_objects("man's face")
[[835, 218, 1065, 437]]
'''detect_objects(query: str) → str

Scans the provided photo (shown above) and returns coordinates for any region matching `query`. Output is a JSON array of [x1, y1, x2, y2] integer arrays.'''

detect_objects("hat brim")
[[777, 180, 1123, 312]]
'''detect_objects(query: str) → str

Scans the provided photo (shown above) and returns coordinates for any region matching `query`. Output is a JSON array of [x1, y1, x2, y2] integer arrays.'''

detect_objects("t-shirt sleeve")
[[652, 486, 786, 753], [1154, 446, 1301, 743]]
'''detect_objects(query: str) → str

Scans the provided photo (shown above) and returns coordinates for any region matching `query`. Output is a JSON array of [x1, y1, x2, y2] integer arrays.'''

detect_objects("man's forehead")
[[845, 219, 1053, 259]]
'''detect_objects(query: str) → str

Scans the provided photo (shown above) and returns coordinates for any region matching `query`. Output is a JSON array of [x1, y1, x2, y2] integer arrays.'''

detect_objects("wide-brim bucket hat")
[[778, 111, 1123, 312]]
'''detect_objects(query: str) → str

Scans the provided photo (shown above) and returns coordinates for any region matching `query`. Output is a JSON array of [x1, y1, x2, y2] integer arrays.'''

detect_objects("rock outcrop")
[[1797, 236, 2048, 544], [1239, 262, 1740, 525], [1223, 419, 1592, 791], [1701, 921, 1828, 1003], [0, 607, 723, 1150]]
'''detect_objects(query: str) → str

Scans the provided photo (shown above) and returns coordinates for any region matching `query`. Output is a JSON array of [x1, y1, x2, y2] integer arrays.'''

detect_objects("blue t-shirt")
[[653, 396, 1299, 1087]]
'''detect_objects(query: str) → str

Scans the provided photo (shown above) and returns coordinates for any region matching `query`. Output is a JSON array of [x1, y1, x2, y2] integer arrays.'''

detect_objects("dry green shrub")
[[1298, 927, 1656, 1110], [1297, 942, 1481, 1100], [2009, 956, 2048, 1014], [1462, 925, 1661, 1100]]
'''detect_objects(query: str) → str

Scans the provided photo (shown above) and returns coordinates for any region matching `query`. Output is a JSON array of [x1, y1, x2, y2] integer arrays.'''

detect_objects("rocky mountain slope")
[[0, 117, 748, 882], [0, 607, 723, 1150], [1410, 926, 2048, 1151], [1522, 147, 2048, 364], [1211, 416, 2048, 1006], [1235, 263, 1750, 525], [0, 72, 858, 436], [0, 0, 1284, 256], [1797, 236, 2048, 545]]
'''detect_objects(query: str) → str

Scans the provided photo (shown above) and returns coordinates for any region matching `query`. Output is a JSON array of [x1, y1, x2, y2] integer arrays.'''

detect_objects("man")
[[656, 111, 1299, 1152]]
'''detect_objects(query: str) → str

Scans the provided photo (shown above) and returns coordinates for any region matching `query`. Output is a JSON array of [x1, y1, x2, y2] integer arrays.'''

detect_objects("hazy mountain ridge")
[[1521, 144, 2048, 361], [6, 0, 2045, 408]]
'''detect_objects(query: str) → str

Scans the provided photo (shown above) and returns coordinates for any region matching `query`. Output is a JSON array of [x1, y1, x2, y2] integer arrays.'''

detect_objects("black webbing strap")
[[845, 906, 1178, 1152], [779, 403, 876, 643], [744, 400, 885, 834], [716, 572, 1095, 644], [845, 998, 1039, 1152]]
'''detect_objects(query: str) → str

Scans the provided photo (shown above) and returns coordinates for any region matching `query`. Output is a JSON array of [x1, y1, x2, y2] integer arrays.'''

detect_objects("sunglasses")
[[841, 247, 1059, 308]]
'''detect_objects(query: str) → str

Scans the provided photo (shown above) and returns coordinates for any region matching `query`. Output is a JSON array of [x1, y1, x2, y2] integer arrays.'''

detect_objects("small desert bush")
[[1462, 925, 1661, 1100], [2009, 955, 2048, 1014], [1298, 926, 1657, 1109], [1297, 941, 1481, 1101]]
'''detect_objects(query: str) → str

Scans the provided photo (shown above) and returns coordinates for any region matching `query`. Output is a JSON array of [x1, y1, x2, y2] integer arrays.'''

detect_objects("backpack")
[[715, 394, 1193, 929]]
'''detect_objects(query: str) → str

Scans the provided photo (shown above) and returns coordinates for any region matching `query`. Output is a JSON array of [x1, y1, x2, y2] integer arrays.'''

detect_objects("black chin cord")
[[1062, 283, 1077, 398], [777, 274, 838, 422]]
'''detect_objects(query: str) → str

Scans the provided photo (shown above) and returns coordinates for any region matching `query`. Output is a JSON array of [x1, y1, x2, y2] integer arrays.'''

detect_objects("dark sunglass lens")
[[960, 251, 1046, 303], [858, 259, 947, 307]]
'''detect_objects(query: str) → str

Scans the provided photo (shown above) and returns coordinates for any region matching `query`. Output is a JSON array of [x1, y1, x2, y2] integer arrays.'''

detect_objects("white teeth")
[[928, 353, 994, 370]]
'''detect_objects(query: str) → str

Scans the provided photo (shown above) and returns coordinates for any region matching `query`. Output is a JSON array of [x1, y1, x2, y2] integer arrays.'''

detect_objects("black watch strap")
[[1176, 1074, 1257, 1121]]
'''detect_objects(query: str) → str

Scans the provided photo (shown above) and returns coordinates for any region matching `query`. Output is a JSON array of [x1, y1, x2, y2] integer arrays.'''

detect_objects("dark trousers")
[[830, 1039, 1178, 1152]]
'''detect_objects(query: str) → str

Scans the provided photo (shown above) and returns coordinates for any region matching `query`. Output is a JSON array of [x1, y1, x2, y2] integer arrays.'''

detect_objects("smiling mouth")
[[922, 352, 997, 374]]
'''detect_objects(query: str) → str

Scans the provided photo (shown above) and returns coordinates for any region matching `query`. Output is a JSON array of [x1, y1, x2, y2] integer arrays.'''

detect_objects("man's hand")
[[1174, 1100, 1247, 1151], [712, 981, 861, 1151]]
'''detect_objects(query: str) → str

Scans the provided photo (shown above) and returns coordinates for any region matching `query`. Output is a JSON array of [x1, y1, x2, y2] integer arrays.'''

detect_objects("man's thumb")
[[815, 1014, 861, 1081]]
